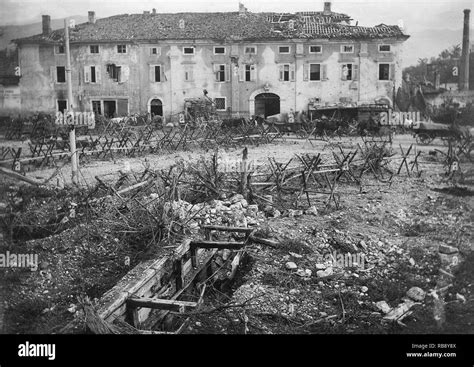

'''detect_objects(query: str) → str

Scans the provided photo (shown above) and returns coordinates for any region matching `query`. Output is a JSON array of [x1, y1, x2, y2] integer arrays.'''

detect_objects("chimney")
[[239, 3, 247, 16], [88, 11, 96, 24], [460, 9, 470, 91], [152, 8, 156, 15], [42, 15, 51, 35], [323, 2, 331, 14]]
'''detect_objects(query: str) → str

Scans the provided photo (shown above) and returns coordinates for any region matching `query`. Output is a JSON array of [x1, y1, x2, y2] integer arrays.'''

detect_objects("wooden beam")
[[190, 240, 246, 250], [201, 225, 254, 233], [127, 297, 198, 312], [0, 166, 41, 186], [249, 235, 278, 248]]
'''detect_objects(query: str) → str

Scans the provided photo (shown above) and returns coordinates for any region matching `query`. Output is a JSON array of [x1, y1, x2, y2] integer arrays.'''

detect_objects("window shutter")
[[322, 64, 327, 80], [239, 64, 245, 82], [341, 64, 346, 81], [290, 64, 295, 81], [149, 65, 154, 82], [250, 65, 257, 81], [303, 64, 308, 81], [84, 66, 90, 83], [279, 65, 284, 81], [353, 64, 359, 81], [390, 64, 395, 80], [225, 64, 230, 82], [121, 65, 129, 83], [50, 66, 57, 83], [95, 66, 101, 84]]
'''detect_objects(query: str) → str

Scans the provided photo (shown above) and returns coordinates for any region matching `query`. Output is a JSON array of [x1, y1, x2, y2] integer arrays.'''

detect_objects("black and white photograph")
[[0, 0, 473, 362]]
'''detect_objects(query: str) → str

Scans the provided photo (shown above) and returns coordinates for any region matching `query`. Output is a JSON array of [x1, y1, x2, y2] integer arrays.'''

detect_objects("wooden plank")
[[127, 297, 198, 312], [201, 225, 254, 233], [190, 240, 246, 250]]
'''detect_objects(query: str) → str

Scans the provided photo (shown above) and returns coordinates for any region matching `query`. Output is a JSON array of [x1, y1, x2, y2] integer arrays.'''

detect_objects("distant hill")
[[0, 15, 88, 49]]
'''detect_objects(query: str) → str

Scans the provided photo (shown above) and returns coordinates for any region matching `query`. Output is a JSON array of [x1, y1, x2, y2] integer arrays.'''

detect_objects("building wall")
[[17, 38, 405, 119]]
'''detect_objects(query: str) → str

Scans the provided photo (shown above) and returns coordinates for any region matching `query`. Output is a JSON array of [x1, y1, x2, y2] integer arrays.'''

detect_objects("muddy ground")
[[0, 135, 472, 334]]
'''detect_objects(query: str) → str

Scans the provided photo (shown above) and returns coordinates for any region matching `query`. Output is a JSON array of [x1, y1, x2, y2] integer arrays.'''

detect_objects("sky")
[[1, 0, 471, 31]]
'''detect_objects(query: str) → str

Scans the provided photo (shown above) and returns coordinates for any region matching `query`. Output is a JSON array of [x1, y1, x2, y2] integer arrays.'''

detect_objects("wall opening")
[[254, 93, 280, 117], [103, 100, 116, 118], [150, 98, 163, 116]]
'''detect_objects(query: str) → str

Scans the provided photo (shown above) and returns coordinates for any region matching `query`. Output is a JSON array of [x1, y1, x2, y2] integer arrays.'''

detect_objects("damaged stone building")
[[13, 2, 409, 120]]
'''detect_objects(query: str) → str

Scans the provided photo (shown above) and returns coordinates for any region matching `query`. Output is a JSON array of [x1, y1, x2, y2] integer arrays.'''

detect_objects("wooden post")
[[241, 147, 248, 200], [64, 18, 78, 185]]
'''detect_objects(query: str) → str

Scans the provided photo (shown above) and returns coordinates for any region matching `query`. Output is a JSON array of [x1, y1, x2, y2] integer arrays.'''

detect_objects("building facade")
[[13, 2, 409, 120]]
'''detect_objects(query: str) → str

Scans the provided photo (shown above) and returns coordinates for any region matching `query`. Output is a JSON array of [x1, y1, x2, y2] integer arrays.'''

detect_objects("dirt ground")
[[0, 134, 472, 334]]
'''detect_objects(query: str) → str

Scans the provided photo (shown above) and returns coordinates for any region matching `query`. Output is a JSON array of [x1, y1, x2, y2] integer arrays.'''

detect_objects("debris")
[[316, 267, 334, 278], [438, 244, 459, 255], [67, 304, 77, 313], [285, 262, 297, 270], [383, 298, 419, 322], [361, 286, 368, 293], [375, 301, 392, 314], [289, 252, 303, 259], [315, 264, 326, 270], [456, 293, 466, 303], [409, 258, 416, 266]]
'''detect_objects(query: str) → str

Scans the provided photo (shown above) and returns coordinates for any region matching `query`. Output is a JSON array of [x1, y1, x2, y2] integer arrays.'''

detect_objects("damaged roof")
[[14, 11, 409, 45]]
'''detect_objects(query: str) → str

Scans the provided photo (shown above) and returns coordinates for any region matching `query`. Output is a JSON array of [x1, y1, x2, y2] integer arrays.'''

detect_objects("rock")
[[288, 209, 304, 218], [317, 267, 333, 278], [361, 286, 368, 293], [375, 301, 392, 314], [319, 311, 328, 317], [315, 263, 326, 270], [246, 205, 259, 217], [240, 199, 248, 208], [439, 244, 458, 255], [165, 122, 174, 128], [295, 269, 306, 277], [229, 202, 243, 211], [230, 194, 244, 204], [67, 304, 76, 313], [289, 251, 303, 259], [305, 269, 312, 277], [285, 262, 298, 270], [305, 206, 318, 216], [272, 210, 281, 218], [289, 289, 299, 295], [406, 286, 426, 302], [409, 258, 416, 266], [358, 240, 367, 250], [39, 261, 49, 270]]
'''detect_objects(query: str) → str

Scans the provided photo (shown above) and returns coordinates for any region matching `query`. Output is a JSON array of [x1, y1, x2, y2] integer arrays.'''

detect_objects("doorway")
[[150, 99, 163, 117], [103, 100, 116, 118], [254, 93, 280, 118]]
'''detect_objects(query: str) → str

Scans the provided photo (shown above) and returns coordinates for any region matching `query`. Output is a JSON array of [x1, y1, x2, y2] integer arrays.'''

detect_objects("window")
[[55, 45, 65, 54], [379, 44, 391, 52], [279, 64, 294, 81], [341, 64, 353, 81], [245, 46, 256, 54], [184, 66, 194, 82], [214, 46, 226, 55], [214, 97, 226, 111], [107, 64, 121, 82], [56, 66, 66, 83], [379, 63, 390, 80], [341, 45, 354, 53], [90, 45, 99, 54], [57, 99, 67, 113], [309, 45, 322, 54], [309, 64, 321, 81], [92, 100, 102, 115], [245, 64, 256, 82], [149, 65, 161, 82], [183, 47, 195, 55], [84, 65, 100, 83], [214, 64, 226, 82], [117, 44, 127, 53], [279, 46, 290, 54], [150, 47, 161, 56]]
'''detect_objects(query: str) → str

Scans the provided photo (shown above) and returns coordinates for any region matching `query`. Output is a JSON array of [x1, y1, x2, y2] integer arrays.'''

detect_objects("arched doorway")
[[149, 98, 163, 116], [254, 93, 280, 118]]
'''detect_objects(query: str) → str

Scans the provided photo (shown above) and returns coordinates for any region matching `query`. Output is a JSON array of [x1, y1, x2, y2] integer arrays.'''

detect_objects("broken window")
[[379, 63, 390, 80], [309, 64, 321, 81], [341, 63, 353, 81], [379, 44, 391, 52], [90, 45, 99, 54], [214, 46, 225, 55], [117, 44, 127, 53], [56, 66, 66, 83], [279, 46, 290, 54], [107, 64, 121, 82], [55, 45, 65, 54], [341, 45, 354, 53], [57, 99, 67, 113], [214, 97, 226, 110], [309, 45, 322, 54], [92, 100, 101, 115], [183, 47, 195, 55]]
